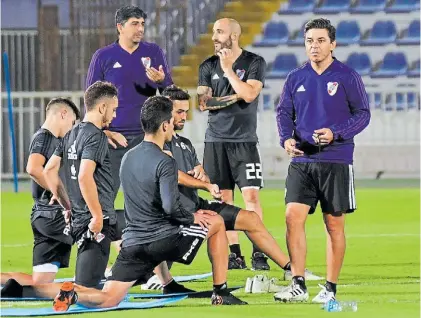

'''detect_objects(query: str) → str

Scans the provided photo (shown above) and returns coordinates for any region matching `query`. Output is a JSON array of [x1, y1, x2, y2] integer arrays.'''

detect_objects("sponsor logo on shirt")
[[113, 62, 122, 68], [236, 69, 246, 80], [212, 73, 220, 80], [327, 82, 339, 96], [71, 164, 77, 180], [141, 57, 151, 68], [68, 141, 77, 160], [180, 142, 191, 153]]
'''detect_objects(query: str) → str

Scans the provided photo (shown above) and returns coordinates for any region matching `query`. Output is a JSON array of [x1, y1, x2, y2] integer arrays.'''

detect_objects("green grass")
[[1, 188, 420, 317]]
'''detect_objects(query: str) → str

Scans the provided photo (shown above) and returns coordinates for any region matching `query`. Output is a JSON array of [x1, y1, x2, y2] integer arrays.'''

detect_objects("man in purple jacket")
[[274, 18, 370, 304], [85, 5, 173, 204]]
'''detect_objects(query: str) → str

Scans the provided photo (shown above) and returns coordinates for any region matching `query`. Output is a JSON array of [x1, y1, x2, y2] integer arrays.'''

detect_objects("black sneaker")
[[211, 292, 248, 305], [53, 282, 78, 312], [251, 252, 270, 271], [228, 253, 247, 270], [163, 280, 195, 294]]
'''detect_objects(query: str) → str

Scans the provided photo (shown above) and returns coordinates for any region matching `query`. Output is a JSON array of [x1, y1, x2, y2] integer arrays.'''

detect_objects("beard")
[[214, 38, 233, 54], [174, 122, 185, 131]]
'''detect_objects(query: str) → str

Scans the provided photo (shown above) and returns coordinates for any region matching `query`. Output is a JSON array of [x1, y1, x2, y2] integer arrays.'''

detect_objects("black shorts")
[[108, 225, 208, 284], [285, 162, 356, 215], [109, 134, 144, 202], [72, 221, 118, 288], [31, 212, 73, 268], [203, 142, 264, 190], [197, 198, 240, 231]]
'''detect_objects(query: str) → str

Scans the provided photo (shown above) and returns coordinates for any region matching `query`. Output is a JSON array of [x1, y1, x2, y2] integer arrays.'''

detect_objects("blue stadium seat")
[[396, 20, 420, 45], [253, 22, 289, 47], [336, 21, 361, 45], [266, 54, 299, 79], [385, 0, 420, 13], [371, 52, 408, 78], [346, 53, 371, 76], [361, 21, 397, 45], [407, 60, 420, 78], [407, 92, 419, 110], [313, 0, 351, 13], [278, 0, 316, 14], [287, 24, 306, 46], [350, 0, 386, 13]]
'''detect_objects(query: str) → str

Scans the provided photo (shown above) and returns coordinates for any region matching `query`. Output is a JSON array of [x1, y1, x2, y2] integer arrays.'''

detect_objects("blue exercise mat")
[[0, 295, 186, 316], [53, 272, 212, 283], [1, 286, 241, 302]]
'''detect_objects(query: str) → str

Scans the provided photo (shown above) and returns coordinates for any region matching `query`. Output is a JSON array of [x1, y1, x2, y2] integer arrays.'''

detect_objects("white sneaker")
[[274, 281, 309, 302], [141, 274, 163, 291], [312, 284, 336, 304], [284, 269, 324, 281], [245, 275, 285, 293]]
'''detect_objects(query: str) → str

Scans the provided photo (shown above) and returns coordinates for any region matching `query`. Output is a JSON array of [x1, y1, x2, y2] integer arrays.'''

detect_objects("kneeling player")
[[1, 98, 79, 286], [50, 96, 246, 311], [160, 85, 322, 280]]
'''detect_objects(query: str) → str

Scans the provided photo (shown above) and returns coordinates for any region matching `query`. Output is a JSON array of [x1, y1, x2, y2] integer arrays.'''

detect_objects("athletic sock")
[[0, 279, 23, 297], [229, 244, 242, 257], [282, 262, 291, 271], [292, 276, 307, 291], [252, 244, 262, 255], [325, 281, 337, 295], [163, 279, 195, 294], [213, 282, 229, 295]]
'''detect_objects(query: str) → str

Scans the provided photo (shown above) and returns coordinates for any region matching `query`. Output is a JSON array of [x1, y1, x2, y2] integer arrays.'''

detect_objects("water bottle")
[[323, 300, 358, 312]]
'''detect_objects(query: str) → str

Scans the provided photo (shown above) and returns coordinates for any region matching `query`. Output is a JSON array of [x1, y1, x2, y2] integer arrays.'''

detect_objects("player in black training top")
[[45, 96, 246, 312], [43, 81, 120, 289], [0, 98, 79, 288], [145, 85, 322, 286], [197, 18, 268, 270]]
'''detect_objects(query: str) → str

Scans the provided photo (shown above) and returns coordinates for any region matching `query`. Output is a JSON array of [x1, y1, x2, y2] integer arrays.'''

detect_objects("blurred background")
[[1, 0, 420, 184]]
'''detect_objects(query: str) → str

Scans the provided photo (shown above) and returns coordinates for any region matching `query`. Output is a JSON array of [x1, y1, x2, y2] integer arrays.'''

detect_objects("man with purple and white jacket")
[[85, 5, 173, 204], [274, 18, 370, 304]]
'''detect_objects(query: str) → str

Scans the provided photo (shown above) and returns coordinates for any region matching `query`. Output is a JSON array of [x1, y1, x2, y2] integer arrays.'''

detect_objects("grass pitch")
[[1, 186, 419, 317]]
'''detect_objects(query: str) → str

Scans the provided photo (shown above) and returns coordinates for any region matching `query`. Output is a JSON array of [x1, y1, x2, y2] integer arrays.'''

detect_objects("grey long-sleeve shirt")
[[120, 141, 194, 247]]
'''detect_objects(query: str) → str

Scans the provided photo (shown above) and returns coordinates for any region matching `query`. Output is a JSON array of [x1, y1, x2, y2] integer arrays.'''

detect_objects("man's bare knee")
[[242, 190, 260, 205], [285, 204, 308, 228], [238, 209, 261, 230]]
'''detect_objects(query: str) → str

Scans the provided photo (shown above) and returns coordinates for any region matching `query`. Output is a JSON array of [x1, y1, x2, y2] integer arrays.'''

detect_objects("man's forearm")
[[56, 180, 71, 211], [79, 176, 103, 220], [29, 167, 50, 191], [178, 171, 209, 191], [44, 170, 71, 210], [225, 69, 256, 103]]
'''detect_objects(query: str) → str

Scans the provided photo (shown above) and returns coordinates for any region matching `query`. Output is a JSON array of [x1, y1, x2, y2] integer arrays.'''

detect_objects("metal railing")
[[1, 0, 230, 92], [2, 85, 420, 179]]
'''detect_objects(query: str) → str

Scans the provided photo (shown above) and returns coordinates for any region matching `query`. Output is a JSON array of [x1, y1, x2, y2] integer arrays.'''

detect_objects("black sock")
[[325, 281, 337, 295], [229, 244, 242, 257], [292, 276, 307, 290], [0, 279, 23, 297], [252, 244, 262, 255], [213, 282, 228, 294], [163, 279, 194, 294], [282, 262, 291, 271], [166, 261, 173, 270]]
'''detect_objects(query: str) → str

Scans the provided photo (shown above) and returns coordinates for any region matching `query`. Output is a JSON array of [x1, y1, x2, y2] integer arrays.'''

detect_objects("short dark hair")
[[141, 96, 173, 134], [84, 81, 118, 111], [304, 18, 336, 42], [115, 5, 147, 26], [46, 97, 80, 120], [162, 85, 191, 101]]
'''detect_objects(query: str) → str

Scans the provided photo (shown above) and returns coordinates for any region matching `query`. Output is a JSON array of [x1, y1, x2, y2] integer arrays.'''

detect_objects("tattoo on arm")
[[204, 94, 240, 110], [197, 86, 213, 110]]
